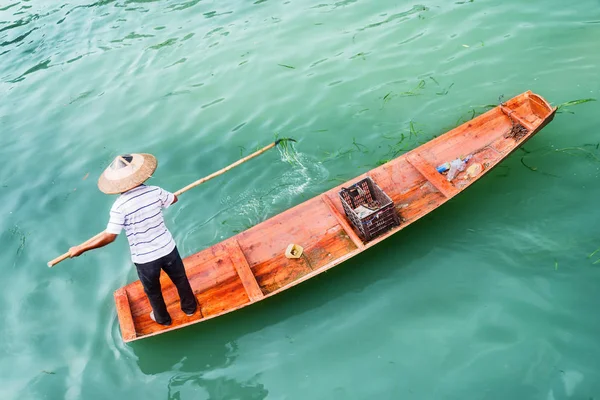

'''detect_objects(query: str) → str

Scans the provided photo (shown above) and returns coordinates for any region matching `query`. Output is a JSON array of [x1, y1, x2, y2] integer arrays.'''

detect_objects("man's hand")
[[68, 232, 117, 259], [69, 246, 84, 258]]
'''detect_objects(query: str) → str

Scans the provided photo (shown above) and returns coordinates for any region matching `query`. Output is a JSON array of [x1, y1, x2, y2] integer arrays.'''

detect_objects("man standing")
[[69, 153, 197, 326]]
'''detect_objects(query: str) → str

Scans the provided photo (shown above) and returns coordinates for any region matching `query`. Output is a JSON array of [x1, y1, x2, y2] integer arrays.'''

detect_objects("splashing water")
[[277, 140, 304, 167], [217, 147, 329, 235], [271, 150, 328, 204], [177, 144, 329, 251]]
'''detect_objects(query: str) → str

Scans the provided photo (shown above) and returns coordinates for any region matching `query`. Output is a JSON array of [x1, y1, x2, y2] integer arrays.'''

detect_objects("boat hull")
[[114, 91, 556, 342]]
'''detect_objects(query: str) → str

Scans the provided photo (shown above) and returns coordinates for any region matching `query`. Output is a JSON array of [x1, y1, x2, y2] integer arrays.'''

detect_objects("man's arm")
[[69, 231, 118, 258], [158, 187, 178, 208]]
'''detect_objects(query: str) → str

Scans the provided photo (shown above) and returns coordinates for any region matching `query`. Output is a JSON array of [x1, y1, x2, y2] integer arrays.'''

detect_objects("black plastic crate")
[[338, 177, 400, 242]]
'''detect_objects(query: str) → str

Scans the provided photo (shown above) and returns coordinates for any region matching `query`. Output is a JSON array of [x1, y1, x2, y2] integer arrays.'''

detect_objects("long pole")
[[47, 138, 295, 267]]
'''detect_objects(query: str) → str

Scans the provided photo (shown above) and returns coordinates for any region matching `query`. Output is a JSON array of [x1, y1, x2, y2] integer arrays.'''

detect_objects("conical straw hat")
[[98, 153, 157, 194]]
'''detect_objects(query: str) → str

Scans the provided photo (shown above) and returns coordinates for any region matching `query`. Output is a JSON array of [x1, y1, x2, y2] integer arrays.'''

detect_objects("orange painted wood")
[[196, 275, 248, 318], [225, 239, 265, 302], [320, 194, 365, 249], [236, 198, 342, 270], [500, 105, 536, 132], [115, 91, 557, 342], [125, 248, 237, 316], [251, 226, 357, 293], [407, 153, 460, 198], [529, 93, 553, 119], [113, 288, 137, 342]]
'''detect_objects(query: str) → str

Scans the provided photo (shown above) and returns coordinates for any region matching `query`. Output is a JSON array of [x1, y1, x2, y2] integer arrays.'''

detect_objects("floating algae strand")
[[519, 143, 600, 176], [9, 225, 26, 257], [277, 139, 303, 166], [589, 246, 600, 265], [556, 98, 596, 114]]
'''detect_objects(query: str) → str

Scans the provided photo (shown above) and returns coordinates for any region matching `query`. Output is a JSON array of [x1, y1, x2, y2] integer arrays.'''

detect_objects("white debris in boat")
[[354, 205, 377, 219], [465, 163, 484, 179]]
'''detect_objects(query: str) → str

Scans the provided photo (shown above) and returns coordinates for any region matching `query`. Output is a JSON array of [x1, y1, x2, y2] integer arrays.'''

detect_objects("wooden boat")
[[114, 90, 556, 342]]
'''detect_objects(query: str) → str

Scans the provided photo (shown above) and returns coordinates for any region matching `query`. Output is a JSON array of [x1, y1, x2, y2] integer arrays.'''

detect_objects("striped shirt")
[[106, 185, 176, 264]]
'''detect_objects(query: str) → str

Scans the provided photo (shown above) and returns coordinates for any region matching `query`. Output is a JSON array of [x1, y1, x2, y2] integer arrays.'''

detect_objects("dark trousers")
[[134, 247, 197, 325]]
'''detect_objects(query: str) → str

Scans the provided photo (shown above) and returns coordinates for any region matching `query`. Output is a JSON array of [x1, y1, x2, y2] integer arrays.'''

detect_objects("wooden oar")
[[47, 138, 297, 268]]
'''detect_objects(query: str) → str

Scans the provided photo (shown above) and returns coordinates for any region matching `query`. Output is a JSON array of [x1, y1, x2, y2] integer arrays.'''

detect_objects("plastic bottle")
[[446, 155, 472, 181], [436, 162, 451, 173]]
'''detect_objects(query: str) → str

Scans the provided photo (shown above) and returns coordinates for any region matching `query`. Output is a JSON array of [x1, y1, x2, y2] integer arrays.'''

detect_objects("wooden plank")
[[114, 288, 137, 342], [406, 153, 459, 198], [500, 105, 535, 132], [252, 226, 357, 294], [321, 194, 365, 249], [226, 240, 265, 302], [237, 197, 340, 267], [196, 275, 250, 317]]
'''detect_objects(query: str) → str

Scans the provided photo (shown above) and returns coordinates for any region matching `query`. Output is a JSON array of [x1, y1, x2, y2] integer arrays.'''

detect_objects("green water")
[[1, 0, 600, 398]]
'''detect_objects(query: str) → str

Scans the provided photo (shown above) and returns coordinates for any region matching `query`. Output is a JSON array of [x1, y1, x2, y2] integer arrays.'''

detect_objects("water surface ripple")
[[1, 0, 599, 398]]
